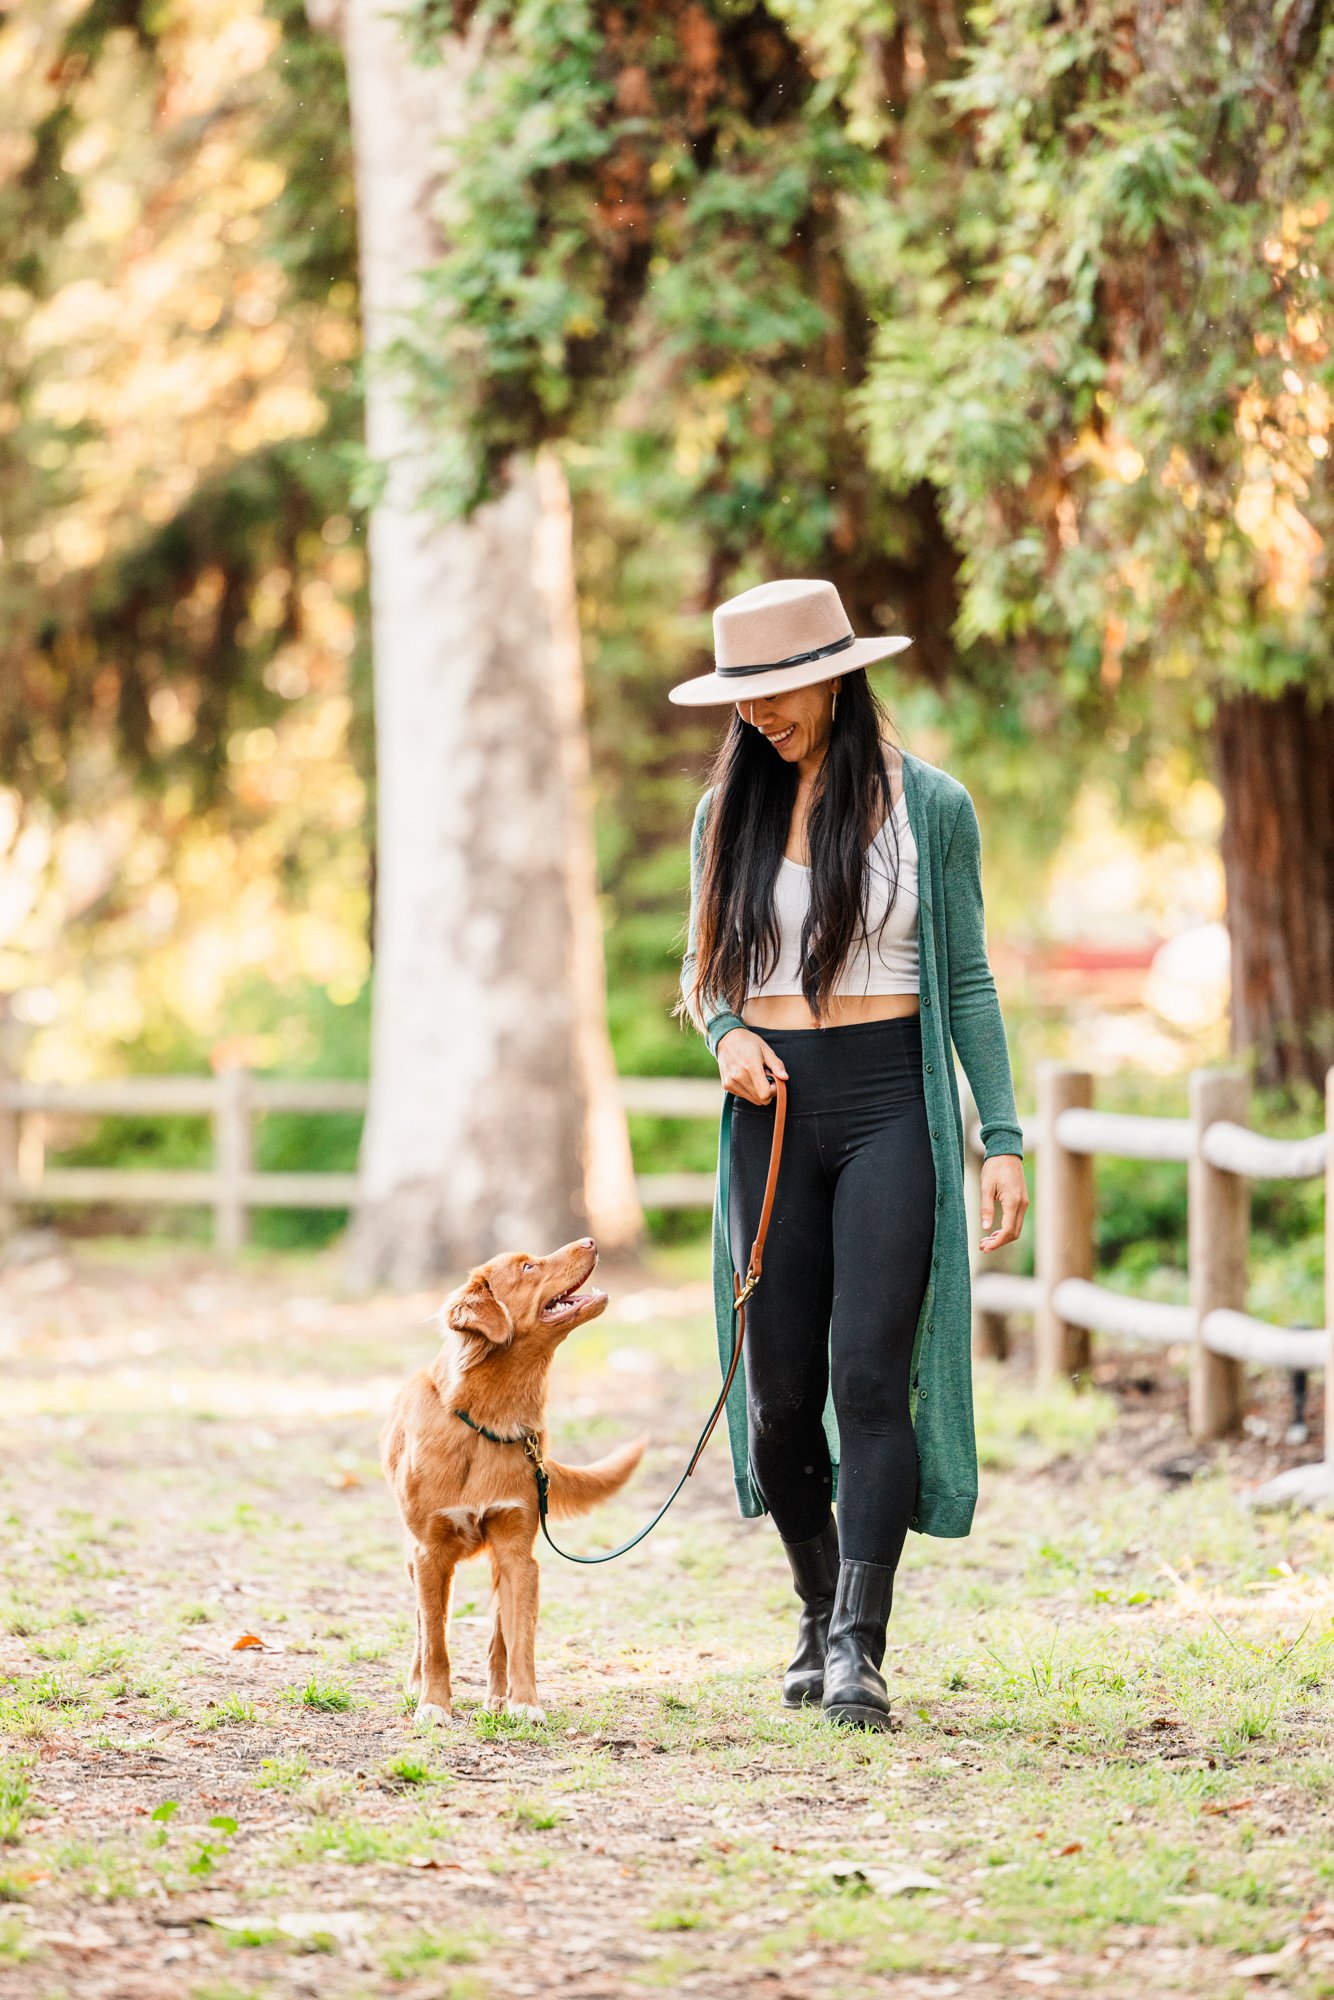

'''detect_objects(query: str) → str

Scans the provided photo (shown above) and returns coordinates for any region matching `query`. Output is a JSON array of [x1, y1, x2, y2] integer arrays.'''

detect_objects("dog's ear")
[[443, 1276, 512, 1346]]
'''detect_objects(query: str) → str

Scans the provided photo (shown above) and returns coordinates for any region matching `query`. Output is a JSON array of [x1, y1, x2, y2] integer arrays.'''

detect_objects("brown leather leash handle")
[[687, 1070, 787, 1473]]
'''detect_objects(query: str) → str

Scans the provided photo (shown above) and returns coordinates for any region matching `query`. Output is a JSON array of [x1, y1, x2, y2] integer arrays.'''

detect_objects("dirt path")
[[2, 1241, 1333, 1999]]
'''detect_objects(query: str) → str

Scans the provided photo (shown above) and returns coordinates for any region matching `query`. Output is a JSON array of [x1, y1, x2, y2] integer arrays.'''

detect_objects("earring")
[[831, 687, 839, 724]]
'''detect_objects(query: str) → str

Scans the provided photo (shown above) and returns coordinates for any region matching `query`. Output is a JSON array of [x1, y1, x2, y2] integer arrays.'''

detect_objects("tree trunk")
[[1214, 687, 1334, 1094], [329, 0, 640, 1288]]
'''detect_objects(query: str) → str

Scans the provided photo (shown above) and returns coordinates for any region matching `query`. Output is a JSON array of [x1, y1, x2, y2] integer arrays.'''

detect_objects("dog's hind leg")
[[490, 1522, 544, 1722], [411, 1541, 456, 1726], [405, 1554, 422, 1693], [483, 1551, 507, 1712]]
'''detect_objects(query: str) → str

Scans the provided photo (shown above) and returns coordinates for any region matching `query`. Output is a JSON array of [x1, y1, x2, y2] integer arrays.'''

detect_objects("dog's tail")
[[543, 1435, 647, 1519]]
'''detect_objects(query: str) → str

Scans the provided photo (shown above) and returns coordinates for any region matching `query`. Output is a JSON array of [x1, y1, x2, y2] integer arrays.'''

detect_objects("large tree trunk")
[[1214, 687, 1334, 1094], [328, 0, 640, 1288]]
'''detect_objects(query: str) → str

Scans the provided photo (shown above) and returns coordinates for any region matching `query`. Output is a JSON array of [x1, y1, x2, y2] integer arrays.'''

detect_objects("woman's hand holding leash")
[[716, 1026, 788, 1105], [979, 1153, 1028, 1252]]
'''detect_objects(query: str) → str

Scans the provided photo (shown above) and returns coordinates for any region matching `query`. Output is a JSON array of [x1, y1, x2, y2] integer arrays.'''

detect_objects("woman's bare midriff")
[[742, 993, 920, 1032]]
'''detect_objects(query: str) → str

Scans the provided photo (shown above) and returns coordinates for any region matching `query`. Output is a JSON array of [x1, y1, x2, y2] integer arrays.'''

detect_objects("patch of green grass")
[[508, 1797, 562, 1832], [974, 1364, 1118, 1471], [219, 1924, 283, 1949], [253, 1750, 311, 1790], [49, 1837, 141, 1901], [382, 1752, 447, 1789], [0, 1763, 30, 1846], [346, 1636, 389, 1662], [470, 1704, 553, 1744], [647, 1902, 709, 1931], [199, 1694, 258, 1730], [282, 1812, 446, 1868], [283, 1675, 355, 1713], [0, 1915, 32, 1965], [379, 1927, 481, 1977], [187, 1983, 273, 2000]]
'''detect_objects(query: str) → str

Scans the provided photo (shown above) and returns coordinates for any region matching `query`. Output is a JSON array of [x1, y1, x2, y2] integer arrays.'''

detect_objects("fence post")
[[0, 1037, 15, 1245], [1035, 1063, 1093, 1381], [1188, 1067, 1249, 1440], [213, 1065, 251, 1252], [962, 1079, 1008, 1361], [1325, 1067, 1334, 1471]]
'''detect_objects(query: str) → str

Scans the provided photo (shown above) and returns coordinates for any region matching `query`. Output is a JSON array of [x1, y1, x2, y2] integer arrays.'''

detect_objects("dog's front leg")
[[492, 1527, 544, 1722], [411, 1541, 456, 1725]]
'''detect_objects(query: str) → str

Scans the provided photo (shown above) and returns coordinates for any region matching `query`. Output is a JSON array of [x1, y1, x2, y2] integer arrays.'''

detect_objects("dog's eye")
[[521, 1261, 535, 1274]]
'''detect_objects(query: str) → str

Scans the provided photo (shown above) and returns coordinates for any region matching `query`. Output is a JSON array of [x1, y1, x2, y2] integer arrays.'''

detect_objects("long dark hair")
[[681, 671, 902, 1026]]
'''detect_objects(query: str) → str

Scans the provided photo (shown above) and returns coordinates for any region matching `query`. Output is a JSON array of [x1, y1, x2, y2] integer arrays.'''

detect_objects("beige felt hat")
[[668, 578, 912, 706]]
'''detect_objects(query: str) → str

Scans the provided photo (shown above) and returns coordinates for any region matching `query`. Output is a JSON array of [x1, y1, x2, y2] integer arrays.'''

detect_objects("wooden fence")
[[0, 1067, 721, 1252], [1, 1056, 1330, 1486], [964, 1063, 1334, 1495]]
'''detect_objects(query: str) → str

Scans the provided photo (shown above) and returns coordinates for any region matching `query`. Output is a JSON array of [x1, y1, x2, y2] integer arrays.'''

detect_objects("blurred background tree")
[[0, 0, 1327, 1297]]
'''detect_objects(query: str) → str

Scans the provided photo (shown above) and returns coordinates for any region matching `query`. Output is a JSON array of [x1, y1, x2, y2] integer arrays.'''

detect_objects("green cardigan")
[[681, 749, 1023, 1539]]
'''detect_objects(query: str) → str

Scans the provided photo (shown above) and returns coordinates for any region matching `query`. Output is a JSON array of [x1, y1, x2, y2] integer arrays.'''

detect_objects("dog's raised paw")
[[415, 1700, 453, 1728], [504, 1700, 547, 1724]]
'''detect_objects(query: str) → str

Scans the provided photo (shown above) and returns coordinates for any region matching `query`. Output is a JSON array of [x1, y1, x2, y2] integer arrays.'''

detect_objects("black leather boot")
[[821, 1560, 895, 1730], [780, 1518, 840, 1708]]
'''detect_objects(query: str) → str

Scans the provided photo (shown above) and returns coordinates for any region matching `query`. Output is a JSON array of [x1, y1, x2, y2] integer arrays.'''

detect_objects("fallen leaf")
[[231, 1633, 265, 1651], [35, 1926, 116, 1953], [1058, 1842, 1083, 1857], [326, 1470, 362, 1490], [1234, 1944, 1301, 1978], [1203, 1798, 1254, 1817], [822, 1860, 943, 1897], [276, 1913, 366, 1944]]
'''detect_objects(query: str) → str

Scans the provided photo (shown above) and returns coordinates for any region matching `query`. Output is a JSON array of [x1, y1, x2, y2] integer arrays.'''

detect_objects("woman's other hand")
[[716, 1028, 788, 1106], [979, 1154, 1028, 1252]]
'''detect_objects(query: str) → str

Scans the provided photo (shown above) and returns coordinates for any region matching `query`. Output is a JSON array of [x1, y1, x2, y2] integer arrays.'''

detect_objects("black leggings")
[[727, 1014, 937, 1569]]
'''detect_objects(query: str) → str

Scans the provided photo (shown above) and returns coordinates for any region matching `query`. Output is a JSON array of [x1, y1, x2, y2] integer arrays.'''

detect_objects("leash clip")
[[522, 1431, 547, 1472], [734, 1269, 760, 1308]]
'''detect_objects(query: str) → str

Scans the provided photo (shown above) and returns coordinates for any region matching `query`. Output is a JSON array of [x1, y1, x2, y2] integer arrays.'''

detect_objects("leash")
[[454, 1071, 788, 1566]]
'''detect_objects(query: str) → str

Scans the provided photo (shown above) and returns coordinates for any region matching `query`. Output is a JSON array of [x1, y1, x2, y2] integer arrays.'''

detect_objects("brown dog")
[[381, 1236, 646, 1726]]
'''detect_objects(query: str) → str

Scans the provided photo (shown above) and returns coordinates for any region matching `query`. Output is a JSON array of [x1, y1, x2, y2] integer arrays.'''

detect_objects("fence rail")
[[967, 1061, 1333, 1498], [1, 1055, 1330, 1492], [0, 1067, 727, 1249]]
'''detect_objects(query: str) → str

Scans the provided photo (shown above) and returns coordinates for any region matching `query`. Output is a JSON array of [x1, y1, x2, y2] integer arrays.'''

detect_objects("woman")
[[671, 578, 1028, 1731]]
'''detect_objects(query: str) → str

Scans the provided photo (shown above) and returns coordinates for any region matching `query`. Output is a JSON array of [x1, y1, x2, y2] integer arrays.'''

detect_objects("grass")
[[2, 1240, 1334, 1999], [198, 1694, 258, 1729], [0, 1764, 29, 1846], [284, 1675, 356, 1713]]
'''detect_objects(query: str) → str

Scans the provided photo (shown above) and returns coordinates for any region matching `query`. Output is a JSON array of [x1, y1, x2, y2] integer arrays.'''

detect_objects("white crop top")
[[745, 789, 920, 1000]]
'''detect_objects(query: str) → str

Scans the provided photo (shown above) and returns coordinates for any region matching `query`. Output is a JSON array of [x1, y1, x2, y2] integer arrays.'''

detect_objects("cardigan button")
[[923, 996, 931, 1007]]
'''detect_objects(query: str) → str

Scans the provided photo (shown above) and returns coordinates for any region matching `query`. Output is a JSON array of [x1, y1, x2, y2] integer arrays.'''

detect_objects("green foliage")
[[0, 0, 368, 812], [401, 0, 891, 595], [852, 0, 1334, 736]]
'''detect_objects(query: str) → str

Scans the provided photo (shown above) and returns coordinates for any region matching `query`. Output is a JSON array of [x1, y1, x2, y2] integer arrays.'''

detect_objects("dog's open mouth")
[[540, 1282, 608, 1324]]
